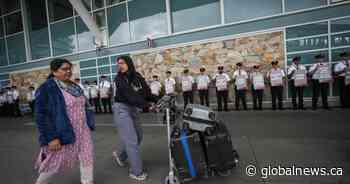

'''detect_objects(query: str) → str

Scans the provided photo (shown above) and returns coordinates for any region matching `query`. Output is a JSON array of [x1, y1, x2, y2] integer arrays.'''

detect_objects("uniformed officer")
[[287, 56, 307, 110], [309, 54, 331, 110], [267, 61, 285, 110], [181, 69, 194, 108], [333, 52, 350, 108], [213, 65, 230, 111], [26, 86, 36, 115], [196, 67, 211, 107], [12, 86, 21, 117], [150, 75, 162, 102], [99, 75, 113, 113], [233, 62, 248, 110], [0, 90, 5, 116], [164, 71, 176, 96], [90, 81, 102, 113], [250, 65, 265, 110]]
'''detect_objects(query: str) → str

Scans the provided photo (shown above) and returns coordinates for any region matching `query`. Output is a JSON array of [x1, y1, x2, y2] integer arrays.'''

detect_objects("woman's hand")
[[48, 139, 62, 151]]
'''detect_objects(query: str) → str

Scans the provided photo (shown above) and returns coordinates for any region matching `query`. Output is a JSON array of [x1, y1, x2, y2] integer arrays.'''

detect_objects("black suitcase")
[[201, 122, 239, 175], [171, 129, 208, 183]]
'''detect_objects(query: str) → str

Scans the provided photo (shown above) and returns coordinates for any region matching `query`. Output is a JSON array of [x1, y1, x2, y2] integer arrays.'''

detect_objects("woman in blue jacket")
[[112, 55, 156, 181], [34, 59, 95, 184]]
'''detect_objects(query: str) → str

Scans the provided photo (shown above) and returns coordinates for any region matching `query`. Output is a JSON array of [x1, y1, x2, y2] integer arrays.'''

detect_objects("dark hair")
[[218, 66, 224, 70], [339, 52, 348, 57], [271, 61, 279, 65], [253, 65, 259, 69], [152, 75, 158, 78], [48, 58, 72, 79], [315, 54, 325, 59], [292, 56, 301, 62], [166, 71, 171, 74], [183, 69, 189, 73], [236, 62, 242, 67]]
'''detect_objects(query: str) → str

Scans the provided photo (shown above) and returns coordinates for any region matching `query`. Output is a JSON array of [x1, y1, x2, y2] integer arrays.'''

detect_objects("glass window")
[[97, 57, 110, 66], [76, 17, 95, 52], [0, 0, 20, 14], [286, 36, 328, 52], [51, 18, 76, 56], [171, 0, 220, 33], [128, 0, 167, 41], [331, 32, 350, 47], [224, 0, 282, 23], [108, 3, 130, 45], [331, 17, 350, 33], [80, 59, 96, 68], [82, 0, 92, 11], [82, 76, 97, 83], [286, 22, 328, 39], [0, 74, 9, 81], [92, 0, 105, 10], [6, 33, 26, 64], [5, 12, 23, 35], [107, 0, 126, 5], [285, 0, 327, 12], [0, 38, 7, 66], [332, 47, 350, 62], [26, 0, 51, 60], [287, 51, 328, 65], [330, 0, 350, 3], [93, 10, 106, 28], [80, 68, 97, 77], [111, 64, 118, 74], [98, 66, 111, 75], [48, 0, 73, 22], [0, 19, 3, 37]]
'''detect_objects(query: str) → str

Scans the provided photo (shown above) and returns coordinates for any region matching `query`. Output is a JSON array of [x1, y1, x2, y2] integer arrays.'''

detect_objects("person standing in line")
[[82, 81, 91, 102], [250, 65, 265, 110], [233, 62, 248, 110], [6, 86, 14, 117], [164, 71, 176, 96], [74, 78, 84, 89], [196, 67, 211, 107], [181, 69, 195, 109], [99, 75, 112, 113], [333, 52, 350, 108], [34, 58, 95, 184], [267, 61, 286, 110], [27, 86, 36, 115], [309, 54, 331, 110], [149, 75, 162, 102], [0, 90, 5, 116], [213, 66, 230, 111], [111, 55, 157, 181], [12, 86, 21, 117], [90, 81, 101, 113], [287, 56, 307, 110]]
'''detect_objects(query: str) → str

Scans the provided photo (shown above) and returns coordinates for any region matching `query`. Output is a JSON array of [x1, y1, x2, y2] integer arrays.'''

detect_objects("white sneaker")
[[112, 151, 126, 167], [129, 172, 148, 181]]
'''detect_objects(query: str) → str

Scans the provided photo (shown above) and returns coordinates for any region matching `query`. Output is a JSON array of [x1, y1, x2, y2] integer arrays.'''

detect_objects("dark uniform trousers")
[[183, 91, 194, 109], [198, 89, 209, 107], [216, 89, 228, 111], [101, 97, 112, 113], [271, 86, 283, 110], [289, 80, 305, 109], [252, 85, 263, 110], [311, 79, 329, 109], [235, 88, 247, 110]]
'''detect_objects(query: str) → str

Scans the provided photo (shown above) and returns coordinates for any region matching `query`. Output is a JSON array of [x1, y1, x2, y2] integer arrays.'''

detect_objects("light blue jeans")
[[113, 103, 143, 176]]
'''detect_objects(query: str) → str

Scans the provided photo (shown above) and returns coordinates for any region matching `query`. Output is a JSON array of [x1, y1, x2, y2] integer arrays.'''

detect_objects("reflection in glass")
[[5, 12, 23, 35], [171, 0, 220, 33], [285, 0, 327, 12], [0, 38, 7, 66], [128, 0, 167, 41], [287, 36, 328, 52], [286, 22, 328, 39], [48, 0, 73, 22], [108, 3, 130, 45], [51, 18, 76, 56], [6, 33, 26, 64], [76, 17, 95, 52], [331, 17, 350, 33]]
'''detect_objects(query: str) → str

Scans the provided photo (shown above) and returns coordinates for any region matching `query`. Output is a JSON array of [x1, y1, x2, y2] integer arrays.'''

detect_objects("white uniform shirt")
[[6, 91, 14, 104], [89, 85, 99, 98], [181, 75, 194, 92], [213, 73, 230, 91], [83, 85, 91, 99], [267, 68, 285, 86], [150, 81, 162, 96], [233, 69, 248, 89], [165, 77, 176, 95], [0, 94, 6, 106], [26, 90, 35, 102], [334, 60, 350, 77], [250, 71, 265, 90], [99, 80, 111, 98], [287, 63, 307, 80], [309, 63, 331, 80], [12, 90, 19, 100], [196, 74, 211, 90]]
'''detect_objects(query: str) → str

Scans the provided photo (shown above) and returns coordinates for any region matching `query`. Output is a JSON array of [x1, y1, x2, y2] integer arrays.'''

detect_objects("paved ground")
[[1, 109, 350, 184]]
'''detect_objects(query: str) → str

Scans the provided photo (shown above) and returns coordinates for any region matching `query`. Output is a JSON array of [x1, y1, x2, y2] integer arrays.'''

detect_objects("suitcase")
[[183, 104, 217, 133], [171, 129, 208, 183], [201, 122, 239, 176]]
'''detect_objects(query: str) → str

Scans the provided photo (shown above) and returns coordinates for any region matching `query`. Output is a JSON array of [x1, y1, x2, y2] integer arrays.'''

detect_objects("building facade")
[[0, 0, 350, 102]]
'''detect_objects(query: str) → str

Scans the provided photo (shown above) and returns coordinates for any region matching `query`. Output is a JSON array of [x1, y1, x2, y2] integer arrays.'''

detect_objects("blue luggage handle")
[[180, 130, 197, 177]]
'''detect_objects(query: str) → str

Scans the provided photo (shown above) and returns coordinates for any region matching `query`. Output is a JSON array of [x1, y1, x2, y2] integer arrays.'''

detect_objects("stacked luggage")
[[170, 104, 239, 183]]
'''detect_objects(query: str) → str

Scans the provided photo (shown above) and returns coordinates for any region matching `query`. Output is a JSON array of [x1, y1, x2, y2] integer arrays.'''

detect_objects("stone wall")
[[131, 31, 284, 81]]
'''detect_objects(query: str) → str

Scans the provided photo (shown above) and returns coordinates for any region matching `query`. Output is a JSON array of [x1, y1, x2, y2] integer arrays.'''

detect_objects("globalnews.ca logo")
[[246, 164, 343, 179]]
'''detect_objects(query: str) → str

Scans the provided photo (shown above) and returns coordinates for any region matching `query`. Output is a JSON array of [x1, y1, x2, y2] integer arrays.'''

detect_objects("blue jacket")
[[35, 78, 95, 146]]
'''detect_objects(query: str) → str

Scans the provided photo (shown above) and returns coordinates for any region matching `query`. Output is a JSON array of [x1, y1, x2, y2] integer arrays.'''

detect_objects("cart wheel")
[[217, 169, 232, 177], [164, 176, 180, 184]]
